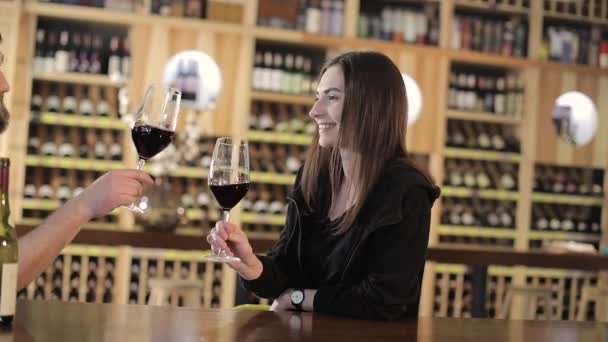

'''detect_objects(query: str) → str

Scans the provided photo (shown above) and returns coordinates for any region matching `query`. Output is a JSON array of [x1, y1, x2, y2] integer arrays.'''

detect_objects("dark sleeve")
[[313, 186, 432, 320], [240, 169, 305, 298]]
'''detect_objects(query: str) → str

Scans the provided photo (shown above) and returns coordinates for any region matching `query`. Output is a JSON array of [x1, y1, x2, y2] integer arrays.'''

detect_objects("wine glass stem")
[[136, 158, 146, 171], [223, 210, 230, 223]]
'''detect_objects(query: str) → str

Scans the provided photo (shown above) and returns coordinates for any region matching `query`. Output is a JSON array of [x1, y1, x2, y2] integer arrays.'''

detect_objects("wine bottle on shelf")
[[552, 169, 566, 194], [30, 83, 43, 113], [44, 31, 57, 73], [107, 36, 121, 78], [560, 207, 575, 231], [293, 55, 304, 95], [282, 54, 295, 94], [545, 205, 561, 231], [46, 85, 60, 113], [93, 130, 107, 160], [445, 159, 463, 187], [261, 51, 274, 91], [68, 32, 81, 73], [62, 85, 77, 114], [54, 31, 70, 73], [448, 200, 464, 226], [252, 52, 264, 90], [460, 206, 476, 226], [498, 202, 514, 228], [532, 205, 548, 230], [302, 58, 313, 95], [474, 162, 491, 189], [33, 29, 46, 73], [271, 52, 283, 93], [306, 0, 322, 34], [78, 34, 92, 74], [121, 37, 131, 78], [499, 163, 517, 191], [41, 137, 58, 157], [475, 122, 491, 150], [489, 125, 506, 151], [258, 103, 274, 131], [58, 127, 76, 158], [448, 72, 458, 109], [109, 131, 122, 161], [97, 88, 110, 117], [462, 161, 476, 188], [89, 35, 103, 74], [56, 170, 72, 202], [320, 0, 331, 35], [461, 121, 477, 149], [0, 159, 18, 325], [494, 77, 506, 115], [485, 202, 501, 227], [576, 208, 590, 233], [330, 0, 344, 37], [286, 145, 302, 174]]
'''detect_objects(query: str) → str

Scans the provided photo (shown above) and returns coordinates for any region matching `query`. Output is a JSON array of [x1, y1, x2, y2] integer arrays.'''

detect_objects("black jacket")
[[242, 160, 440, 320]]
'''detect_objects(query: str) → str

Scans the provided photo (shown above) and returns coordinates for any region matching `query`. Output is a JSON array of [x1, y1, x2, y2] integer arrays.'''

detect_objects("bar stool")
[[500, 286, 554, 320], [148, 279, 203, 308], [577, 286, 608, 321]]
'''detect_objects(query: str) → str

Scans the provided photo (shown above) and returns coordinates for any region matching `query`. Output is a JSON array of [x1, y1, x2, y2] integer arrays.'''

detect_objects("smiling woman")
[[207, 51, 441, 320]]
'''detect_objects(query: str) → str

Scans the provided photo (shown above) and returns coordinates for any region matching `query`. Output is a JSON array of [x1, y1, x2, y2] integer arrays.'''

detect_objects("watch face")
[[291, 290, 304, 304]]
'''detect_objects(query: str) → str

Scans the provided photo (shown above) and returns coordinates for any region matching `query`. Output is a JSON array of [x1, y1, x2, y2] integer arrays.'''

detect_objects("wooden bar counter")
[[4, 299, 607, 342]]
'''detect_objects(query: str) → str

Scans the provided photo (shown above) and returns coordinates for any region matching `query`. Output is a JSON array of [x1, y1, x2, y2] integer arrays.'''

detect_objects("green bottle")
[[0, 158, 18, 325]]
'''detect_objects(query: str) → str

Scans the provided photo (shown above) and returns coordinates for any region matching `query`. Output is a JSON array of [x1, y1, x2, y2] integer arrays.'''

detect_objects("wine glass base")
[[121, 203, 145, 214], [205, 255, 241, 263]]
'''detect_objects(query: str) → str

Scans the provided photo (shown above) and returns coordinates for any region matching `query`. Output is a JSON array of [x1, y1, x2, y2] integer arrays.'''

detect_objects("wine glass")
[[208, 137, 250, 263], [123, 85, 181, 213]]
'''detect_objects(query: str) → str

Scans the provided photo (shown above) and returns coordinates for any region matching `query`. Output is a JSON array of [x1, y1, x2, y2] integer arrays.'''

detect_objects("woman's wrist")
[[239, 254, 263, 281], [303, 289, 317, 311]]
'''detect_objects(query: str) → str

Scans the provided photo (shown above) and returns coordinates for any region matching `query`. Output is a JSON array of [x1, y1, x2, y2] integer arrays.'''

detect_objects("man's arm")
[[16, 170, 153, 289]]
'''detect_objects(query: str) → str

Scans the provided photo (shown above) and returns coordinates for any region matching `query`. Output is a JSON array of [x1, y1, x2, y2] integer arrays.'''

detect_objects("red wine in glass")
[[131, 124, 176, 160], [209, 183, 249, 211]]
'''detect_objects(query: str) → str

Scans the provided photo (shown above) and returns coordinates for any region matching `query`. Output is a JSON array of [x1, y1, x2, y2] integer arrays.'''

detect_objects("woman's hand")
[[207, 221, 263, 280], [270, 290, 293, 311], [75, 170, 154, 218]]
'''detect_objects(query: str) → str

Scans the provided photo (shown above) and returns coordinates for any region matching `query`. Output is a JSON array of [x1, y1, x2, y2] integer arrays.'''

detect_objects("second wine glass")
[[208, 137, 250, 263], [124, 85, 181, 213]]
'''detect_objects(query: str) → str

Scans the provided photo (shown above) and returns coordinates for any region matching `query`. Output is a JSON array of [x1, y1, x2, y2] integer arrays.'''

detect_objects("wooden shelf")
[[250, 91, 315, 105], [241, 212, 286, 225], [446, 110, 522, 125], [447, 49, 529, 69], [250, 172, 296, 185], [33, 72, 125, 87], [21, 198, 121, 215], [184, 209, 220, 221], [444, 148, 521, 162], [528, 230, 601, 243], [25, 155, 125, 171], [166, 167, 208, 179], [454, 1, 529, 14], [543, 12, 608, 27], [531, 192, 604, 206], [438, 225, 518, 239], [25, 1, 243, 33], [18, 218, 118, 231], [247, 130, 312, 145], [442, 186, 520, 200], [33, 112, 126, 130]]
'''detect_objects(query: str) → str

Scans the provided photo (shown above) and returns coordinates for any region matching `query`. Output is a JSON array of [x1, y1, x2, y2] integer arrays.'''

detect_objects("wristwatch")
[[290, 289, 305, 311]]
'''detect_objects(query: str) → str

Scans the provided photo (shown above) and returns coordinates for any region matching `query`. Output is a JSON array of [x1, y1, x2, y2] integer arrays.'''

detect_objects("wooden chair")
[[500, 286, 554, 320], [148, 278, 204, 308]]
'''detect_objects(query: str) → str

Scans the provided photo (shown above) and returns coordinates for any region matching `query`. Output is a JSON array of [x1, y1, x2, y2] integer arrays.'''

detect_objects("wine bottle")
[[69, 32, 81, 73], [282, 54, 295, 94], [58, 127, 76, 158], [533, 205, 548, 230], [271, 52, 283, 93], [252, 51, 264, 90], [78, 34, 92, 74], [97, 89, 110, 117], [261, 51, 274, 91], [330, 0, 344, 37], [33, 29, 46, 73], [54, 31, 70, 73], [93, 130, 107, 160], [46, 85, 60, 113], [306, 0, 322, 34], [121, 37, 131, 78], [44, 31, 57, 73], [89, 35, 103, 74], [107, 36, 121, 78], [62, 85, 77, 114], [109, 131, 122, 161], [0, 159, 18, 325], [30, 83, 43, 113]]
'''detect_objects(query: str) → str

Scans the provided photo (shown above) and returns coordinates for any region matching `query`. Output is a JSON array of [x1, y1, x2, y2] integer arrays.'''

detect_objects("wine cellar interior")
[[1, 0, 608, 320]]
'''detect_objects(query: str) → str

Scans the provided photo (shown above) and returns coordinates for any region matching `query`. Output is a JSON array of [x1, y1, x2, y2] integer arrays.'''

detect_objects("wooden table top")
[[5, 300, 608, 341]]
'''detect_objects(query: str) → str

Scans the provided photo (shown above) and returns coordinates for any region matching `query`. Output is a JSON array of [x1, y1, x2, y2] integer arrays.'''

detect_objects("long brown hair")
[[301, 51, 432, 234]]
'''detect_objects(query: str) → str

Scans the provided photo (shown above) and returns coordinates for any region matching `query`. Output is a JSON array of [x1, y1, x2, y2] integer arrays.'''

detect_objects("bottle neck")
[[0, 164, 10, 222]]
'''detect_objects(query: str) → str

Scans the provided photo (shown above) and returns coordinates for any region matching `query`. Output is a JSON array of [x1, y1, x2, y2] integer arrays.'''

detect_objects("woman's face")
[[309, 65, 345, 148]]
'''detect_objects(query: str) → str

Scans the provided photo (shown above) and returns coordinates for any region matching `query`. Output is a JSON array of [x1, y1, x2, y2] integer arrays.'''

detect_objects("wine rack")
[[257, 0, 346, 37], [18, 245, 118, 303], [432, 264, 514, 319], [127, 248, 234, 308], [522, 269, 598, 320]]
